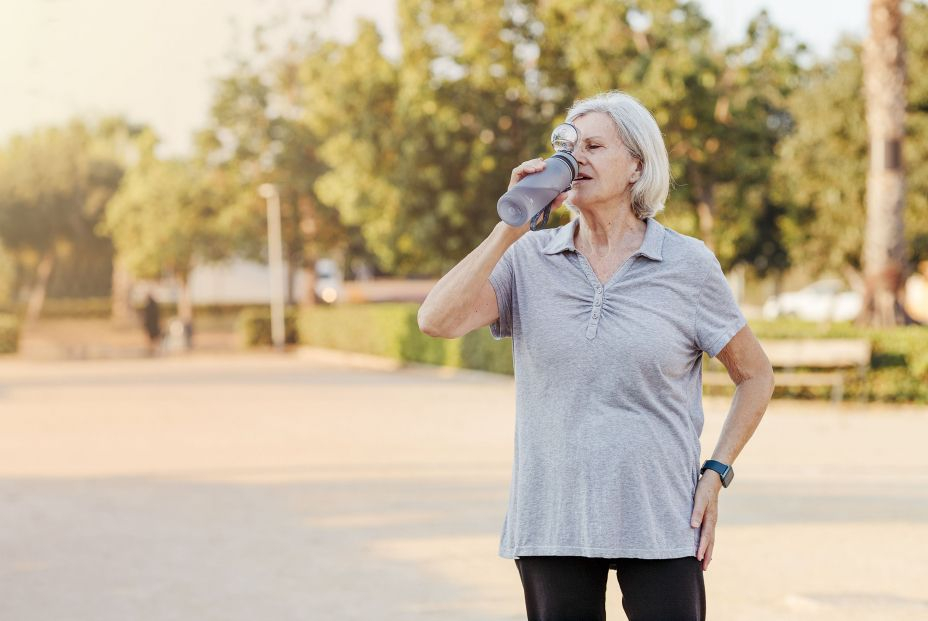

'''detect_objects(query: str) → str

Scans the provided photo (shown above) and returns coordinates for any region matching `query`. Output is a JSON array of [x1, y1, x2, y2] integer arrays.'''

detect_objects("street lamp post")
[[258, 183, 286, 351]]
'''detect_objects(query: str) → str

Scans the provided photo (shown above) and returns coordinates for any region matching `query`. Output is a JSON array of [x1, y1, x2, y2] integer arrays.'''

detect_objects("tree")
[[197, 34, 351, 304], [0, 120, 126, 322], [101, 131, 226, 345], [535, 2, 802, 272], [861, 0, 909, 325], [774, 3, 928, 302], [774, 42, 869, 280]]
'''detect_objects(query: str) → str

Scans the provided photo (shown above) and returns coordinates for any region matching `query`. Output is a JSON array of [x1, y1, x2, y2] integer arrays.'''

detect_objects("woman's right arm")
[[417, 220, 526, 339], [418, 158, 556, 339]]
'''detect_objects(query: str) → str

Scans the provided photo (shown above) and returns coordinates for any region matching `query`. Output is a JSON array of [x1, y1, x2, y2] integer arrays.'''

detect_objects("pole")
[[259, 184, 286, 350]]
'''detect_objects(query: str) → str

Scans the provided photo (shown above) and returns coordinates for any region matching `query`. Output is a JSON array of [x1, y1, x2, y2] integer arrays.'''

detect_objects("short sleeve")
[[488, 245, 515, 340], [695, 254, 747, 357]]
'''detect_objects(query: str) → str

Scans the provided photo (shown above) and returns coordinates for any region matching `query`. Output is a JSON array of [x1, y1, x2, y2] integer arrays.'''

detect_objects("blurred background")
[[1, 1, 928, 620], [0, 0, 927, 394]]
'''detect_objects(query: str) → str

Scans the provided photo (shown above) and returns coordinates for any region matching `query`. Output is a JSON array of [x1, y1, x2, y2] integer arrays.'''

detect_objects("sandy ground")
[[0, 350, 926, 621]]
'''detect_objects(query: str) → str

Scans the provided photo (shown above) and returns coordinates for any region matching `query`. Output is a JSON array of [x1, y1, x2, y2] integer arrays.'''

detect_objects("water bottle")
[[497, 123, 580, 227]]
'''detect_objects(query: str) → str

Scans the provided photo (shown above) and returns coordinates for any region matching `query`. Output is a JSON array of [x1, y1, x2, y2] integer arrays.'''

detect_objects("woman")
[[418, 91, 774, 621]]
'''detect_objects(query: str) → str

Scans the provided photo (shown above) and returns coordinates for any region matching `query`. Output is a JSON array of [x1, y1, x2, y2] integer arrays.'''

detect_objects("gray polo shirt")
[[489, 216, 746, 559]]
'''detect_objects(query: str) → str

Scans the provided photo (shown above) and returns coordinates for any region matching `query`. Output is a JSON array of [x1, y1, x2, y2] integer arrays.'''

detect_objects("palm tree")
[[860, 0, 910, 325]]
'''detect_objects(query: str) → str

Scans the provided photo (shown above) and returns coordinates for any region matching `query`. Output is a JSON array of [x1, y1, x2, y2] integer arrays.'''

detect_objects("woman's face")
[[566, 112, 642, 212]]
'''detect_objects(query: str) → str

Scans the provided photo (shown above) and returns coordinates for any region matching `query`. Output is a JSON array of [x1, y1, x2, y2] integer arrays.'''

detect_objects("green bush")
[[0, 313, 19, 354], [299, 303, 412, 358], [24, 297, 113, 319], [290, 306, 928, 402], [10, 298, 267, 321], [236, 307, 300, 346], [460, 328, 514, 374], [749, 319, 928, 402], [162, 303, 264, 319], [297, 303, 513, 373]]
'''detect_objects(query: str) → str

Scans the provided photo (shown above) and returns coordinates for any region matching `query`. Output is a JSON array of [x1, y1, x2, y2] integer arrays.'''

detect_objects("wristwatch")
[[701, 459, 734, 488]]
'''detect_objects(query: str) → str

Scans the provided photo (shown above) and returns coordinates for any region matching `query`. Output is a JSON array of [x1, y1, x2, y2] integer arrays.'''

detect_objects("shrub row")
[[235, 304, 928, 402], [17, 297, 113, 319], [297, 303, 514, 374], [749, 319, 928, 402], [4, 298, 270, 321], [0, 313, 19, 354], [236, 307, 300, 347]]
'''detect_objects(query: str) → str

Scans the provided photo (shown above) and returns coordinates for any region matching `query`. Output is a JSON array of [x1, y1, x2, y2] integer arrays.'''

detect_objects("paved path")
[[0, 351, 926, 620]]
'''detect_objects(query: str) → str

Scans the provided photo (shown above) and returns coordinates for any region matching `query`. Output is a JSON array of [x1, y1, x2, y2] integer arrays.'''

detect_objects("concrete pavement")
[[0, 351, 926, 620]]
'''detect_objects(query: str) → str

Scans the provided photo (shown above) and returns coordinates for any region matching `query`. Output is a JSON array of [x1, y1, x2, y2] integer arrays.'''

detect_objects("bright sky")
[[0, 0, 868, 157]]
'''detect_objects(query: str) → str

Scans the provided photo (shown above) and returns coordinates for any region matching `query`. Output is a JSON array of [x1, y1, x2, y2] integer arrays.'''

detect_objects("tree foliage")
[[775, 2, 928, 280], [295, 1, 803, 274], [196, 40, 351, 299], [102, 132, 221, 281], [0, 119, 132, 316], [8, 0, 928, 304]]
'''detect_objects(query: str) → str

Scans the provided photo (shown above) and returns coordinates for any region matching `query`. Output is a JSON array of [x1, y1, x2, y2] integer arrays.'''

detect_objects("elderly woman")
[[418, 91, 774, 621]]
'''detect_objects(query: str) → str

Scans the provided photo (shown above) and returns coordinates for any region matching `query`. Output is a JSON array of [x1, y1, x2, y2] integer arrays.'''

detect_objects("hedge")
[[236, 303, 928, 403], [236, 307, 300, 347], [0, 313, 19, 354], [6, 298, 269, 321], [297, 303, 514, 374], [749, 319, 928, 402], [21, 297, 112, 319]]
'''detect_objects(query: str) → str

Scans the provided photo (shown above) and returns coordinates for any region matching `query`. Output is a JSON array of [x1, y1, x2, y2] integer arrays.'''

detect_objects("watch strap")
[[701, 459, 733, 488]]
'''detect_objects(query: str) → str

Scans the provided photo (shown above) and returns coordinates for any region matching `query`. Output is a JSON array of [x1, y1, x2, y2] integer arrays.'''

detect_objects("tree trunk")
[[299, 194, 317, 308], [301, 266, 317, 307], [24, 249, 55, 324], [860, 0, 909, 326], [177, 272, 194, 349], [110, 259, 136, 327], [693, 175, 716, 253]]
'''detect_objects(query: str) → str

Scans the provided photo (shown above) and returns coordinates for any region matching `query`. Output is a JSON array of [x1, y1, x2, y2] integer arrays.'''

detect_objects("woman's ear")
[[630, 160, 643, 183]]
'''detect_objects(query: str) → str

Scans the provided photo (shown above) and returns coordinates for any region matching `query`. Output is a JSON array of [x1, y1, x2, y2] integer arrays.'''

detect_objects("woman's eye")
[[588, 144, 601, 150]]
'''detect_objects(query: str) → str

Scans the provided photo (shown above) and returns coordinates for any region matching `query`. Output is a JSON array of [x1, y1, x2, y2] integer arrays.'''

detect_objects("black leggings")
[[515, 555, 705, 621]]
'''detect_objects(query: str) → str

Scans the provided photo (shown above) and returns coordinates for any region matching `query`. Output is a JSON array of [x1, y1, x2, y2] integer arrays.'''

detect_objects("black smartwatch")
[[700, 460, 734, 488]]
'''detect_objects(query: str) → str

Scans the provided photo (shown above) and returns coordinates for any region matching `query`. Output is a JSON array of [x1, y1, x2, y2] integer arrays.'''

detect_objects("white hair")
[[566, 91, 670, 219]]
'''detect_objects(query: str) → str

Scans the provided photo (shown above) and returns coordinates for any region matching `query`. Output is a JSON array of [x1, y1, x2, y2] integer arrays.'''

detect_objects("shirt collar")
[[542, 215, 665, 261], [541, 217, 580, 255]]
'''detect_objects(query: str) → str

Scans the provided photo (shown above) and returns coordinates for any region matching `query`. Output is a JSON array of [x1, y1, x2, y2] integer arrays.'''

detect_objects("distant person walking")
[[419, 91, 775, 620], [142, 294, 161, 356]]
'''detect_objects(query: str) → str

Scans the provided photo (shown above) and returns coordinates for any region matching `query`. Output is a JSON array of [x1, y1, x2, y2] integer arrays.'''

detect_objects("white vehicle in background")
[[314, 258, 345, 304], [762, 278, 862, 322]]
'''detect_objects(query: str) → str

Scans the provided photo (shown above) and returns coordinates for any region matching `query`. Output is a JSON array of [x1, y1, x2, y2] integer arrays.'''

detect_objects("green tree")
[[101, 131, 226, 343], [197, 29, 349, 305], [302, 22, 406, 272], [774, 2, 928, 301], [535, 2, 802, 272], [212, 1, 801, 282], [310, 6, 569, 275], [0, 120, 127, 322], [309, 1, 801, 275]]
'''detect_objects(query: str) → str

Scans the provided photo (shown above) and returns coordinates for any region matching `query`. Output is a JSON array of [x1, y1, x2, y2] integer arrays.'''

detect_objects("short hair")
[[566, 91, 670, 219]]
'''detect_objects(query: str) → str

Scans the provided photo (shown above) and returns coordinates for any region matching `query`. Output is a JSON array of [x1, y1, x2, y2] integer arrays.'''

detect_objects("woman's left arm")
[[690, 324, 775, 571]]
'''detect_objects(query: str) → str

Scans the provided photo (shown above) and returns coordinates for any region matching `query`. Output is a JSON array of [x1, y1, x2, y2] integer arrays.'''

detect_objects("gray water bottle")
[[497, 123, 580, 227]]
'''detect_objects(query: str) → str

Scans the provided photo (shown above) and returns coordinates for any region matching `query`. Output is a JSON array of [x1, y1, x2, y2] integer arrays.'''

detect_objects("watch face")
[[722, 467, 733, 487]]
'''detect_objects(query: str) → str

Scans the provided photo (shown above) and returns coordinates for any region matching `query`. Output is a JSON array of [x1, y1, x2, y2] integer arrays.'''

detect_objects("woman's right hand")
[[508, 157, 547, 191], [502, 158, 569, 233]]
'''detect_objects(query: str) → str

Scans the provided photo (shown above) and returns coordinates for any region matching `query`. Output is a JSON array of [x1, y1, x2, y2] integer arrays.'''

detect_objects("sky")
[[0, 0, 869, 157]]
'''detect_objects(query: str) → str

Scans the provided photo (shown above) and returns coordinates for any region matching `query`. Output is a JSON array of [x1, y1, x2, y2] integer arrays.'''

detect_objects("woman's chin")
[[566, 193, 589, 211]]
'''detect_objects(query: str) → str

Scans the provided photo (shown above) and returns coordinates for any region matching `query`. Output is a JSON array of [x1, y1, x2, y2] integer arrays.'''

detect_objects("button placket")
[[573, 244, 644, 340], [586, 283, 604, 339], [573, 254, 607, 339]]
